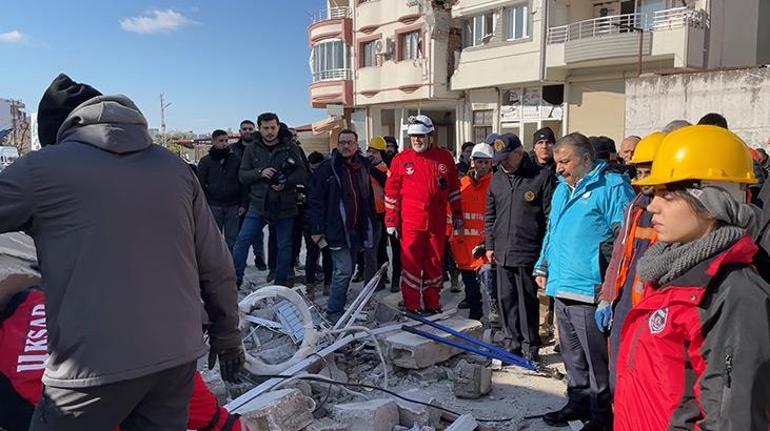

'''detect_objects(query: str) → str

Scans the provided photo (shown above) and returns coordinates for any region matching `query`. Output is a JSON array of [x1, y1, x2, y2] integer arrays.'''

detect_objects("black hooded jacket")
[[197, 147, 244, 207]]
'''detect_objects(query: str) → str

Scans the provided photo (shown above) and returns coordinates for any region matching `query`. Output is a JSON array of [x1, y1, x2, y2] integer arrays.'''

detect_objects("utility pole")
[[160, 94, 172, 147]]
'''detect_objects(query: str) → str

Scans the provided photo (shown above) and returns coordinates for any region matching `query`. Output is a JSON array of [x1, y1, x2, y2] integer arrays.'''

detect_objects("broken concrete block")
[[332, 398, 399, 431], [445, 414, 478, 431], [306, 418, 350, 431], [407, 366, 448, 383], [374, 301, 400, 324], [239, 388, 315, 431], [394, 389, 442, 427], [453, 360, 492, 399], [384, 317, 483, 369]]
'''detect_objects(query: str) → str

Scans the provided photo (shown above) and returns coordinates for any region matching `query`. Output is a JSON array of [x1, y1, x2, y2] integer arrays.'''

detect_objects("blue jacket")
[[535, 160, 635, 303]]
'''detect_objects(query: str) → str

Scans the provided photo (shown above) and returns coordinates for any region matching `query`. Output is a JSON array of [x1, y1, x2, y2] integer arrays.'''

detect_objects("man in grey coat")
[[0, 74, 243, 431]]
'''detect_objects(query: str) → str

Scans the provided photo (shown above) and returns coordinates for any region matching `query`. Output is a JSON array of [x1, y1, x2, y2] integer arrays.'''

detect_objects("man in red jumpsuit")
[[385, 115, 463, 314], [0, 283, 245, 431]]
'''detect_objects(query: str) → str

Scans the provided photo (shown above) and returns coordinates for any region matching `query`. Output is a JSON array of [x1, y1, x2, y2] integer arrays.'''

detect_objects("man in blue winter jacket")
[[534, 132, 634, 431]]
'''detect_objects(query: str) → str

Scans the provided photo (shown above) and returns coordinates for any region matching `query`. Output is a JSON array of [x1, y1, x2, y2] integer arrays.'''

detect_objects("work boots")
[[449, 271, 461, 293]]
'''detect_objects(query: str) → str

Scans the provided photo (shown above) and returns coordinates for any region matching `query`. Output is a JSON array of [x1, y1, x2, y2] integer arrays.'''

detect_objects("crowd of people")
[[1, 73, 769, 430]]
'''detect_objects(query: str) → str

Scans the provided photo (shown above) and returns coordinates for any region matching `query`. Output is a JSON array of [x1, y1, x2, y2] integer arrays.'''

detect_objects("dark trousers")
[[29, 362, 195, 431], [555, 298, 611, 422], [497, 265, 541, 354], [0, 373, 33, 431], [268, 224, 276, 271], [210, 205, 239, 253], [364, 215, 384, 288], [306, 235, 332, 285], [385, 230, 402, 288], [460, 270, 483, 317]]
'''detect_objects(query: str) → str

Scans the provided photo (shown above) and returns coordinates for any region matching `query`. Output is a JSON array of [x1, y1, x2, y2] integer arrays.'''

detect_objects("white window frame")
[[464, 12, 495, 47], [505, 4, 529, 41], [311, 39, 350, 81], [401, 31, 422, 60]]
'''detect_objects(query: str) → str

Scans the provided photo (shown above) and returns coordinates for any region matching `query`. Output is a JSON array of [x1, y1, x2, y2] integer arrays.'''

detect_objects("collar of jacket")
[[655, 235, 758, 292], [255, 136, 290, 151], [57, 95, 152, 154], [330, 149, 371, 182], [465, 170, 492, 188], [558, 159, 608, 198]]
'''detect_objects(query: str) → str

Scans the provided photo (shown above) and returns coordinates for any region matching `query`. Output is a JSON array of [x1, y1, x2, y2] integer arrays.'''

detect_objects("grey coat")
[[0, 95, 241, 388]]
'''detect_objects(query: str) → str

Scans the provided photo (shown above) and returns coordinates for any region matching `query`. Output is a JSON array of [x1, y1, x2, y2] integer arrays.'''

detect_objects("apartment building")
[[308, 0, 770, 151]]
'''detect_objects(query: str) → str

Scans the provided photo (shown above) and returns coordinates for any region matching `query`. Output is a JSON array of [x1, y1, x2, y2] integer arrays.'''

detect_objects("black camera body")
[[272, 157, 297, 186]]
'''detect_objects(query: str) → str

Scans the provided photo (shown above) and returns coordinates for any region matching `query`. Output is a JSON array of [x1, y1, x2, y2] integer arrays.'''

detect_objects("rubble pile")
[[207, 266, 568, 431]]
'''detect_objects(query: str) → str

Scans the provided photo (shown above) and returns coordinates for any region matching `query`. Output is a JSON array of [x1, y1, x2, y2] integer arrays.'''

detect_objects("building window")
[[361, 40, 378, 68], [473, 110, 494, 143], [463, 12, 494, 47], [400, 31, 422, 60], [505, 5, 529, 41], [310, 39, 350, 82]]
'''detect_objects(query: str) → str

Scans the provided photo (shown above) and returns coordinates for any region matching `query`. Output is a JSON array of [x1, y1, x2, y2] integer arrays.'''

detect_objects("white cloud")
[[120, 9, 195, 34], [0, 30, 26, 43]]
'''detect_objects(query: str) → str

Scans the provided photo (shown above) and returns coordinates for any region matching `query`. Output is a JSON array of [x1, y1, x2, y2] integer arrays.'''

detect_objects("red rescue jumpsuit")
[[385, 147, 462, 311]]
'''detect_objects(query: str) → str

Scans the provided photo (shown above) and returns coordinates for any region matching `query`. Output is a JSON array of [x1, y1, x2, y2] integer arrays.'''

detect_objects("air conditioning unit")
[[375, 38, 395, 58]]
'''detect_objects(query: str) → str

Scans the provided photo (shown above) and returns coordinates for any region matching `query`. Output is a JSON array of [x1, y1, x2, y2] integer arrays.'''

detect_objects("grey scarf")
[[636, 226, 746, 286]]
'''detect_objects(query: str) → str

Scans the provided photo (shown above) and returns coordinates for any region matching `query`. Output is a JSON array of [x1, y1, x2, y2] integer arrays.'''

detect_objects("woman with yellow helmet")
[[613, 125, 770, 430]]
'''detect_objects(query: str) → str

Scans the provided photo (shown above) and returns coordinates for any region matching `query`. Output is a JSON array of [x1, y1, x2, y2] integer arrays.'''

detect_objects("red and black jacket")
[[614, 236, 770, 430]]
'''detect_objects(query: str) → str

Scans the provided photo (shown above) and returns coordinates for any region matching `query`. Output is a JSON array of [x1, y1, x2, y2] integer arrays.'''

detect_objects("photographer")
[[233, 113, 308, 287]]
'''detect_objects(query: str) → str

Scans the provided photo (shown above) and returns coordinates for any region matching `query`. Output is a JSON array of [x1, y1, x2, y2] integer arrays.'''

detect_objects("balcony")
[[310, 7, 351, 23], [310, 69, 354, 108], [546, 7, 707, 70], [309, 7, 353, 45]]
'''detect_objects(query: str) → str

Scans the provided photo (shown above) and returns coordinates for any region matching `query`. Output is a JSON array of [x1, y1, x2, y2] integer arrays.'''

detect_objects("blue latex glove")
[[595, 300, 613, 331]]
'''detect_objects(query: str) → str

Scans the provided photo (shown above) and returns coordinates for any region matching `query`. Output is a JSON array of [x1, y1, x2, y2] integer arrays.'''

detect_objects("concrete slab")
[[384, 316, 483, 369], [394, 389, 442, 427], [453, 360, 492, 399], [445, 414, 478, 431], [332, 398, 399, 431], [239, 388, 315, 431]]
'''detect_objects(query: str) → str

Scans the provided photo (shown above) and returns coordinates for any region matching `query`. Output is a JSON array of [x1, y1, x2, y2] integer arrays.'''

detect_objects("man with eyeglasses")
[[385, 115, 463, 315], [306, 129, 378, 322]]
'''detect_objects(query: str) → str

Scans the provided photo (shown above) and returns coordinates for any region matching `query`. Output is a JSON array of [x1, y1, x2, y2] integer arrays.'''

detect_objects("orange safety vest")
[[616, 207, 657, 307], [448, 172, 492, 271], [371, 161, 388, 214]]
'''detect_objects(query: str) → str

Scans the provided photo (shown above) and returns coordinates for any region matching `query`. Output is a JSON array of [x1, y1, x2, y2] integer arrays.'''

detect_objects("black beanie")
[[37, 73, 102, 147]]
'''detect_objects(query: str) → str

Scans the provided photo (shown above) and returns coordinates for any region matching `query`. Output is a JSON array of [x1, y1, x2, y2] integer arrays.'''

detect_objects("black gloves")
[[208, 345, 245, 383]]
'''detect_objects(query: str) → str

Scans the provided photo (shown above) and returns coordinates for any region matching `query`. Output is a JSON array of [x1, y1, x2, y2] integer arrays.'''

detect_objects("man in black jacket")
[[197, 129, 244, 252], [306, 129, 376, 321], [231, 120, 267, 270], [0, 74, 242, 430], [233, 112, 307, 287], [485, 133, 555, 361]]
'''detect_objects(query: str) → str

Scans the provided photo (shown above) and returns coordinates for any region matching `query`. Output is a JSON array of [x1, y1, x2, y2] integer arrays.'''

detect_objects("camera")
[[272, 157, 297, 186]]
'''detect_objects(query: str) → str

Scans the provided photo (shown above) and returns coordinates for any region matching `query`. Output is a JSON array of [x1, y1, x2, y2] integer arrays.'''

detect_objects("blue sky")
[[0, 0, 326, 133]]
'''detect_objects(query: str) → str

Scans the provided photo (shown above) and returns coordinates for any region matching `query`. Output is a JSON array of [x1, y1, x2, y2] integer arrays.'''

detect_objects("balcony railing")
[[547, 7, 706, 44], [311, 7, 351, 24], [312, 68, 353, 82]]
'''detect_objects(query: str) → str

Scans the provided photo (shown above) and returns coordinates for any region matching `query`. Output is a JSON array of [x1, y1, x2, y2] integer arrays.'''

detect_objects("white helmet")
[[407, 115, 434, 136], [471, 143, 493, 160]]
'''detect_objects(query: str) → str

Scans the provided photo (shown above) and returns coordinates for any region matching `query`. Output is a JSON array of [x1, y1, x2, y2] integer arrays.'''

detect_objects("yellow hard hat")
[[369, 136, 386, 151], [629, 131, 666, 165], [634, 125, 757, 186]]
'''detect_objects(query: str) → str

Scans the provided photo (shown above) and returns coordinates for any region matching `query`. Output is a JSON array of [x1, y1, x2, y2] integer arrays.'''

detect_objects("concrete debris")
[[445, 414, 479, 431], [393, 389, 442, 427], [332, 399, 399, 431], [306, 418, 351, 431], [452, 360, 492, 399], [407, 366, 449, 383], [239, 388, 315, 431], [384, 317, 483, 369]]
